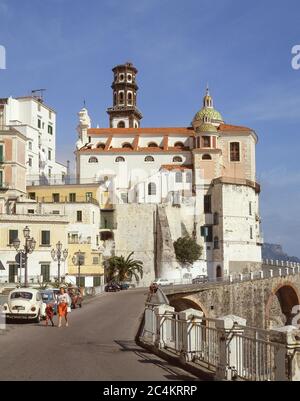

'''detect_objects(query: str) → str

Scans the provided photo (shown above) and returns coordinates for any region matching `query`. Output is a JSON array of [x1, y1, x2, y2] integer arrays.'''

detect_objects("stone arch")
[[266, 281, 300, 328], [168, 295, 208, 317]]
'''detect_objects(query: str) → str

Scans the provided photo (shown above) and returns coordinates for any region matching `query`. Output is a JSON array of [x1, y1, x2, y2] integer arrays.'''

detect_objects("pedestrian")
[[45, 303, 55, 327], [57, 287, 70, 328]]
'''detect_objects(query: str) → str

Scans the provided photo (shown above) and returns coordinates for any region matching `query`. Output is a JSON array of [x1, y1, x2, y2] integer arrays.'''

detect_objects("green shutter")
[[0, 145, 3, 162]]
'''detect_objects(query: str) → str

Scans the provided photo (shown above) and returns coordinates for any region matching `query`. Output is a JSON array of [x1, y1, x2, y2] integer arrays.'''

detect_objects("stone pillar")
[[215, 315, 247, 381], [292, 267, 295, 275], [143, 305, 157, 343], [278, 268, 282, 276], [239, 273, 243, 281], [270, 326, 300, 381], [250, 272, 254, 280], [178, 308, 204, 362], [154, 304, 175, 348], [269, 269, 273, 278], [259, 271, 264, 279], [285, 268, 289, 276], [229, 275, 233, 283]]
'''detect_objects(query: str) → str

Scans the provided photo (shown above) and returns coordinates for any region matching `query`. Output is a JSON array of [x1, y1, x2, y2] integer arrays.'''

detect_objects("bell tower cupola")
[[107, 62, 143, 128]]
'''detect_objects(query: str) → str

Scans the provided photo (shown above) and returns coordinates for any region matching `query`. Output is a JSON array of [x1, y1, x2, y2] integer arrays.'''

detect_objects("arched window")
[[97, 143, 105, 150], [174, 141, 185, 149], [186, 172, 192, 183], [113, 92, 117, 105], [148, 142, 158, 147], [122, 142, 133, 149], [230, 142, 240, 162], [216, 265, 222, 279], [175, 171, 183, 183], [173, 156, 183, 163], [117, 121, 125, 128], [88, 157, 98, 163], [127, 92, 132, 105], [115, 156, 125, 162], [202, 136, 211, 147], [145, 156, 154, 162], [214, 236, 220, 249], [202, 154, 212, 160], [213, 212, 219, 225], [148, 182, 156, 195], [119, 92, 124, 103]]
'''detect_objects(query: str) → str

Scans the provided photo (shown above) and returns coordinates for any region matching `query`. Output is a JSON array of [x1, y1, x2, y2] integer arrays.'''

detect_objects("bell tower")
[[107, 62, 143, 128]]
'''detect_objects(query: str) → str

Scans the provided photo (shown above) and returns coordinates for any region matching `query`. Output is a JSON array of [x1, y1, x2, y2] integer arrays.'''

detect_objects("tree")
[[107, 252, 144, 283], [173, 236, 202, 266]]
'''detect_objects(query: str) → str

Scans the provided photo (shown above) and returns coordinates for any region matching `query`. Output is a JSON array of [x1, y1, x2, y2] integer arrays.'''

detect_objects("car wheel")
[[34, 311, 41, 324]]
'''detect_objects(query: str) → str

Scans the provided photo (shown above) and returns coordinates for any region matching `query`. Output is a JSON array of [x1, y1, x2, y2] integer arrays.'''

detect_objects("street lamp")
[[12, 226, 36, 288], [72, 250, 84, 287], [51, 241, 68, 284]]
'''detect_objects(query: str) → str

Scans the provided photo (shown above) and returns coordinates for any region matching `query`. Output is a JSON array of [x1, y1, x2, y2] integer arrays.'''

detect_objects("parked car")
[[67, 286, 83, 309], [153, 278, 174, 286], [40, 289, 58, 315], [118, 282, 130, 290], [105, 282, 121, 292], [192, 275, 208, 284], [2, 288, 46, 322]]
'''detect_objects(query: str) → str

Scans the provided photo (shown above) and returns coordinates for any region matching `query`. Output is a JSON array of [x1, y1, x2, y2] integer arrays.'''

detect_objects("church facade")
[[75, 62, 262, 281]]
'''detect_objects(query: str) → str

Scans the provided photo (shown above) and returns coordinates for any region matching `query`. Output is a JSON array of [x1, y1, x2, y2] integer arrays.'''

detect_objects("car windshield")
[[10, 292, 33, 300], [41, 293, 53, 301]]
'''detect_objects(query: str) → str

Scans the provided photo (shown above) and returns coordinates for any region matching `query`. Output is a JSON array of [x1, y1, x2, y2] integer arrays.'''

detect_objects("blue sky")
[[0, 0, 299, 256]]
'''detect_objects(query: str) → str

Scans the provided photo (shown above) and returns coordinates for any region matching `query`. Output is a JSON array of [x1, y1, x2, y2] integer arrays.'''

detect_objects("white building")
[[0, 93, 67, 185]]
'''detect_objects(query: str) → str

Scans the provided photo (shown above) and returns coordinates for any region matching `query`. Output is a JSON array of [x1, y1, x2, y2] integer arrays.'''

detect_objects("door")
[[41, 264, 50, 282], [9, 264, 18, 283]]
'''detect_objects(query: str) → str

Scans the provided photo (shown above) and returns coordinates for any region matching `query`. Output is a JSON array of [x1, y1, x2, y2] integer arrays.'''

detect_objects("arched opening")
[[202, 154, 212, 160], [127, 92, 133, 105], [115, 156, 125, 162], [266, 283, 300, 328], [174, 141, 184, 149], [122, 142, 133, 149], [148, 182, 156, 195], [88, 156, 98, 163], [119, 92, 124, 104], [97, 143, 106, 150], [173, 156, 183, 163], [168, 296, 207, 316], [216, 265, 222, 279], [117, 121, 125, 128], [144, 155, 154, 162], [148, 142, 158, 148]]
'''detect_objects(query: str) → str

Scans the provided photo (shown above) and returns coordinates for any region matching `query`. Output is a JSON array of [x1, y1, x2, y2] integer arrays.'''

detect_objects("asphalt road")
[[0, 288, 198, 381]]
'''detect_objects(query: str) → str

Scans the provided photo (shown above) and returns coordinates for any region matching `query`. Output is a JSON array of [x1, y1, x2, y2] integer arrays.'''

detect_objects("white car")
[[153, 278, 174, 286], [2, 288, 46, 322]]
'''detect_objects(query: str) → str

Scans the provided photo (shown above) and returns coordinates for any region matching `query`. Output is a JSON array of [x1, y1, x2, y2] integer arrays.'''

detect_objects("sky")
[[0, 0, 299, 256]]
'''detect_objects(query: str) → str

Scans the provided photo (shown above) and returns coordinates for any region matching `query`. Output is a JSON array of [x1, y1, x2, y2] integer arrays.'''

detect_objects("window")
[[213, 212, 219, 225], [52, 210, 60, 215], [148, 182, 156, 195], [48, 125, 53, 135], [186, 172, 192, 183], [85, 192, 93, 201], [52, 193, 60, 203], [114, 92, 117, 105], [127, 92, 133, 104], [202, 154, 212, 160], [28, 142, 32, 151], [204, 195, 212, 213], [115, 156, 125, 162], [117, 120, 125, 128], [97, 143, 105, 149], [48, 150, 51, 160], [48, 168, 52, 177], [9, 230, 18, 245], [174, 142, 184, 149], [69, 193, 76, 202], [127, 74, 132, 82], [28, 157, 32, 167], [77, 210, 82, 222], [28, 209, 34, 214], [148, 142, 158, 147], [41, 231, 50, 245], [0, 144, 3, 162], [119, 73, 124, 81], [250, 226, 253, 239], [93, 257, 99, 265], [119, 92, 124, 103], [93, 276, 101, 287], [145, 155, 154, 162], [122, 143, 133, 149], [249, 201, 252, 216], [214, 236, 220, 249], [202, 136, 211, 147], [28, 192, 36, 200], [76, 277, 85, 287], [201, 225, 213, 242], [41, 264, 50, 282], [0, 170, 3, 187], [49, 110, 52, 119], [88, 157, 98, 163], [175, 171, 183, 183], [173, 156, 183, 163], [230, 142, 240, 162], [37, 118, 41, 129]]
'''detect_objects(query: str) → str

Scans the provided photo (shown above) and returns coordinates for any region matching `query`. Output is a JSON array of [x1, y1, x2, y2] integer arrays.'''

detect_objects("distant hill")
[[262, 243, 300, 263]]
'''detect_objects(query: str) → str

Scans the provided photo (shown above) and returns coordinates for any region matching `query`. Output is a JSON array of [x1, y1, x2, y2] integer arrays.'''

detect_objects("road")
[[0, 288, 198, 381]]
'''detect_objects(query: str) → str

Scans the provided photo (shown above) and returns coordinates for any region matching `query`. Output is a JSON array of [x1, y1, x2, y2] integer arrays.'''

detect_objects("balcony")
[[0, 182, 9, 191], [68, 237, 92, 245]]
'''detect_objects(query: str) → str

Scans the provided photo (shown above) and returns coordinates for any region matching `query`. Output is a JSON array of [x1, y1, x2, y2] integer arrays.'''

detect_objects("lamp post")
[[12, 226, 36, 288], [72, 250, 84, 287], [51, 241, 68, 284]]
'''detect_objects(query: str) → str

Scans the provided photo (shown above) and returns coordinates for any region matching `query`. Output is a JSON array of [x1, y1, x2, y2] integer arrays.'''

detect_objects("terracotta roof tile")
[[160, 164, 193, 171], [88, 127, 194, 136], [218, 124, 252, 132]]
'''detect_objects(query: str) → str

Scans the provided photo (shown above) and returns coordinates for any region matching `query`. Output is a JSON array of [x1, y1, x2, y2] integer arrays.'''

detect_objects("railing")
[[141, 304, 288, 381], [35, 196, 99, 205]]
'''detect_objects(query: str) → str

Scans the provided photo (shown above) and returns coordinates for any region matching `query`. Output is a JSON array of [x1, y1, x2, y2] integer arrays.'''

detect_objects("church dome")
[[198, 122, 218, 133], [192, 87, 224, 125]]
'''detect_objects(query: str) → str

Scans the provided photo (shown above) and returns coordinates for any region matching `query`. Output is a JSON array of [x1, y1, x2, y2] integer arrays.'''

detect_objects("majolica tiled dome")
[[193, 87, 224, 124], [198, 122, 218, 132]]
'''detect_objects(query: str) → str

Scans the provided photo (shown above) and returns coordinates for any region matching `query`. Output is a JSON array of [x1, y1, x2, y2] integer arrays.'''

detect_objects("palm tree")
[[107, 252, 143, 283]]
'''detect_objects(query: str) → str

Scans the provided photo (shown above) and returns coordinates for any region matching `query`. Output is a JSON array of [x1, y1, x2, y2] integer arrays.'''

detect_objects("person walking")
[[57, 287, 70, 328]]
